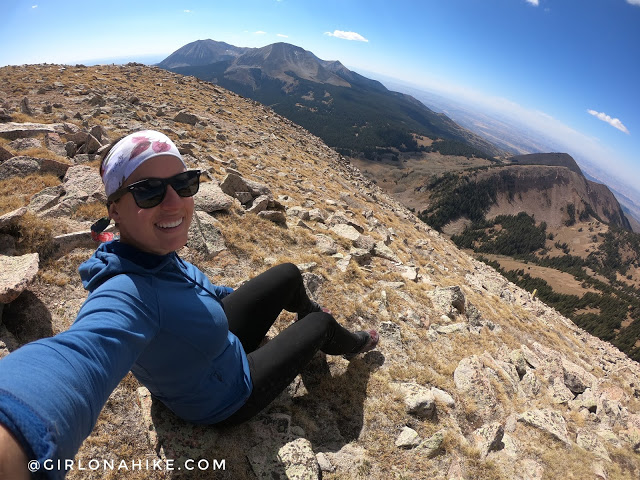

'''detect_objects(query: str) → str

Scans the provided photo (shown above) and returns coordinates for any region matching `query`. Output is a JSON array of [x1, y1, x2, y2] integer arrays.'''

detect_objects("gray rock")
[[397, 382, 436, 419], [173, 111, 200, 125], [219, 173, 249, 198], [0, 146, 13, 162], [0, 253, 39, 303], [247, 195, 271, 214], [235, 191, 253, 205], [193, 181, 234, 213], [188, 211, 226, 258], [308, 208, 326, 223], [8, 137, 41, 151], [428, 285, 466, 316], [0, 207, 27, 229], [248, 435, 320, 480], [472, 422, 504, 458], [20, 97, 33, 115], [418, 430, 444, 458], [454, 356, 502, 423], [330, 224, 360, 242], [517, 409, 571, 446], [0, 122, 62, 140], [258, 210, 287, 225], [396, 427, 421, 449], [315, 234, 337, 255]]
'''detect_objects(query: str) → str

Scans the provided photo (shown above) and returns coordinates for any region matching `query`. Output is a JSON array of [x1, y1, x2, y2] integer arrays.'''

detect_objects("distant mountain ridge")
[[157, 39, 505, 158]]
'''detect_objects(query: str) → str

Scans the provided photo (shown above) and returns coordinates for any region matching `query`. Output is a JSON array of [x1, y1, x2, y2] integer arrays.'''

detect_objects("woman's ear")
[[108, 202, 121, 224]]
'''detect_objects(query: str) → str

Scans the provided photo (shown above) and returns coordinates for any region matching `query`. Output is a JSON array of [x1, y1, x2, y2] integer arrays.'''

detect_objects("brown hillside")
[[1, 64, 640, 479]]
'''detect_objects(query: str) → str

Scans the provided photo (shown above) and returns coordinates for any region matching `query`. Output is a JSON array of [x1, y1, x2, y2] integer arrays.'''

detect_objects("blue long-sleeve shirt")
[[0, 240, 252, 478]]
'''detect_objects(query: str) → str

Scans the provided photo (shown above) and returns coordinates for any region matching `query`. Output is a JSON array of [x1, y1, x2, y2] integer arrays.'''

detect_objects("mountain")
[[2, 63, 640, 479], [157, 40, 505, 159]]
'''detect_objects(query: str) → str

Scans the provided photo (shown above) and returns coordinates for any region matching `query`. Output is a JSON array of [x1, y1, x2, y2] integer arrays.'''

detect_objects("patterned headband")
[[100, 130, 185, 197]]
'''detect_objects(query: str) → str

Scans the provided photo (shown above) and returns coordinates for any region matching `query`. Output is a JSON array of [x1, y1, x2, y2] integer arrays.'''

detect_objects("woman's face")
[[108, 155, 194, 255]]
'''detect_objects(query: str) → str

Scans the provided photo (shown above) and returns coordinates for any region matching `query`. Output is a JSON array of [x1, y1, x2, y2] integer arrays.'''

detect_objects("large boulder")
[[0, 253, 39, 304]]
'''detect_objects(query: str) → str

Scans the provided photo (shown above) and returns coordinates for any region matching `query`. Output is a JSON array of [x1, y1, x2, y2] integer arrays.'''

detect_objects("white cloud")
[[587, 109, 630, 134], [627, 0, 640, 6], [183, 9, 191, 13], [254, 31, 267, 35], [324, 30, 369, 42], [277, 34, 288, 38], [525, 0, 539, 5], [31, 4, 37, 8]]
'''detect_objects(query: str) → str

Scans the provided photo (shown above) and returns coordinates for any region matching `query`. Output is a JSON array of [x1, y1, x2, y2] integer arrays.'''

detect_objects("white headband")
[[101, 130, 185, 197]]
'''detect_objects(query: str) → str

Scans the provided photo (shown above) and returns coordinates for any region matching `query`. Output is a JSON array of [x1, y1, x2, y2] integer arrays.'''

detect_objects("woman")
[[0, 130, 378, 479]]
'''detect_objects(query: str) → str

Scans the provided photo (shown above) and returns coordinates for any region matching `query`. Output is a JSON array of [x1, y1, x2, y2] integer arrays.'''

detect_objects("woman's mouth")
[[156, 218, 183, 229]]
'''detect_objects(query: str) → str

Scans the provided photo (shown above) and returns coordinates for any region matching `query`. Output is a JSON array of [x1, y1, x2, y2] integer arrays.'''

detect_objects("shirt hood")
[[79, 240, 178, 292]]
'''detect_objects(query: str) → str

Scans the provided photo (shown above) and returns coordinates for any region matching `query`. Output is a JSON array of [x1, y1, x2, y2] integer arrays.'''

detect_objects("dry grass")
[[0, 211, 58, 258], [0, 173, 61, 215], [72, 201, 107, 221]]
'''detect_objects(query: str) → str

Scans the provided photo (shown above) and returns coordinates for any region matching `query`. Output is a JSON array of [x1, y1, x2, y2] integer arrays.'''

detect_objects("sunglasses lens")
[[171, 171, 200, 197], [131, 179, 166, 208]]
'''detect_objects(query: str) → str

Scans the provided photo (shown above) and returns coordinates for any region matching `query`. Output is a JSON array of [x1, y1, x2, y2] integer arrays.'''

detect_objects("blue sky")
[[2, 0, 640, 198]]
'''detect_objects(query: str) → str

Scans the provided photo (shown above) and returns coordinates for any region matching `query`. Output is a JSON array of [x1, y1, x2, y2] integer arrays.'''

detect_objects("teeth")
[[156, 218, 183, 229]]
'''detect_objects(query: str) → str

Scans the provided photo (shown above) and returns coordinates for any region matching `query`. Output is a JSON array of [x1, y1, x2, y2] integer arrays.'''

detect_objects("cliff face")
[[1, 64, 640, 479], [478, 165, 631, 229]]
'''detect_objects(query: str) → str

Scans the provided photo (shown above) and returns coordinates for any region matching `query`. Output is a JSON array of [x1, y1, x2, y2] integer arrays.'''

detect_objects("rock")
[[373, 241, 400, 262], [454, 356, 502, 423], [219, 173, 249, 198], [247, 195, 270, 214], [0, 253, 39, 303], [308, 208, 326, 223], [0, 207, 27, 229], [8, 137, 41, 151], [517, 409, 571, 446], [520, 370, 542, 398], [396, 382, 436, 420], [569, 388, 598, 412], [258, 210, 287, 225], [173, 111, 200, 125], [396, 427, 421, 449], [315, 452, 334, 473], [315, 234, 337, 255], [193, 181, 234, 213], [549, 377, 575, 405], [44, 133, 67, 157], [562, 358, 596, 394], [245, 179, 272, 198], [287, 206, 310, 220], [428, 285, 466, 316], [431, 387, 456, 408], [472, 422, 504, 458], [20, 97, 33, 115], [576, 429, 610, 461], [330, 223, 361, 242], [248, 436, 320, 480], [0, 146, 13, 162], [0, 122, 62, 140], [188, 211, 226, 258], [418, 430, 444, 458], [0, 156, 69, 181], [399, 265, 419, 282]]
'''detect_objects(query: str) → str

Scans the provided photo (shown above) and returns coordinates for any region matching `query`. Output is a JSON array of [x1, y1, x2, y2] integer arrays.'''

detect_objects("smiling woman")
[[0, 129, 379, 479]]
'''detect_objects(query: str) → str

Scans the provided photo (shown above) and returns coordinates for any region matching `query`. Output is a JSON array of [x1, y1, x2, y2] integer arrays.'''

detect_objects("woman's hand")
[[0, 423, 29, 480]]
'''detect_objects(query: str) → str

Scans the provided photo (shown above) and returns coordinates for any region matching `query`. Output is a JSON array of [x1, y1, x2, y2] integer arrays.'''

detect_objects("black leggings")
[[218, 263, 363, 425]]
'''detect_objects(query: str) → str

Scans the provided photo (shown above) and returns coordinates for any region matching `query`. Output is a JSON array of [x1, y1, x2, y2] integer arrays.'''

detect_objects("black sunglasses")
[[107, 170, 201, 209]]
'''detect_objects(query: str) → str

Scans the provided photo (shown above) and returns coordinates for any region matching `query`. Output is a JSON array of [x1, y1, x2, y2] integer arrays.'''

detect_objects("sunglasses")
[[107, 170, 201, 209]]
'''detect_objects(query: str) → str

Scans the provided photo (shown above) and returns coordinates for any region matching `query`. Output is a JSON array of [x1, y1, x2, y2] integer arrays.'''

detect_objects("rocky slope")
[[1, 63, 640, 479]]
